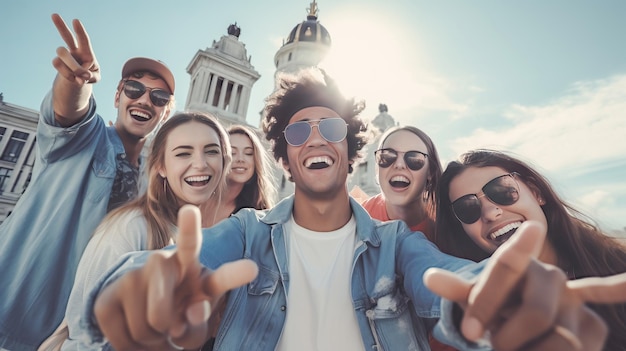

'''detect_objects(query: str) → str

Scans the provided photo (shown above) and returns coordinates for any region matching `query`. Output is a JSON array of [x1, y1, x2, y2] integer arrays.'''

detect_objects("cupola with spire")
[[274, 1, 332, 74]]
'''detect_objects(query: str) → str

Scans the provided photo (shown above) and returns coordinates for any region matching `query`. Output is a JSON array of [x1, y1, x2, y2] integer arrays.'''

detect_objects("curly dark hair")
[[262, 68, 368, 173]]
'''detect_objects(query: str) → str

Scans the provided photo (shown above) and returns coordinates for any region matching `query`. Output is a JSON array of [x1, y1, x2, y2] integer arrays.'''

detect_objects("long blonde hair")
[[103, 112, 231, 249]]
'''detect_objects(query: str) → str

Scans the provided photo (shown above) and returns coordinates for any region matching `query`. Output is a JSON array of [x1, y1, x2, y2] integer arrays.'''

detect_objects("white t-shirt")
[[276, 215, 365, 351]]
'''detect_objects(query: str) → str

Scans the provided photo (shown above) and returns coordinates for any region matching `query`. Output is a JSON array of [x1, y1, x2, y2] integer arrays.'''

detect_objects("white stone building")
[[0, 94, 38, 222]]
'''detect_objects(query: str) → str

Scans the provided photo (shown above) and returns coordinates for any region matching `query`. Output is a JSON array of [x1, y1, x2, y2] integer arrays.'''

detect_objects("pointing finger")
[[423, 267, 472, 303], [202, 259, 259, 298], [568, 272, 626, 304], [175, 205, 203, 279]]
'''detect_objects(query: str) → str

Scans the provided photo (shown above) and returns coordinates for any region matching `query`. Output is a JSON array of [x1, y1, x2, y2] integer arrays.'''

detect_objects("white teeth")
[[185, 175, 210, 182], [130, 110, 150, 120], [489, 222, 522, 240], [304, 156, 333, 167], [391, 175, 409, 183]]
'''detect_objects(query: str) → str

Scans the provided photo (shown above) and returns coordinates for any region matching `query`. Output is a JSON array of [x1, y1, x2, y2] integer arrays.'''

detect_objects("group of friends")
[[0, 13, 625, 351]]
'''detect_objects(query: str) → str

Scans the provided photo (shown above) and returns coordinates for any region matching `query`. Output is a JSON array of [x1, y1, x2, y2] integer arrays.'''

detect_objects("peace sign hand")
[[51, 13, 101, 85], [94, 205, 259, 351]]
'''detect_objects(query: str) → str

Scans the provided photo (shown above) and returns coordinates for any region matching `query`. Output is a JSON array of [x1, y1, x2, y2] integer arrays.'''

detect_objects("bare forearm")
[[52, 74, 93, 127]]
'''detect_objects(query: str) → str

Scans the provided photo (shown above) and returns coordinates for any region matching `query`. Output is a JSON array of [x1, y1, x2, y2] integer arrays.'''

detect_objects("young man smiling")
[[86, 68, 623, 351], [0, 14, 175, 350]]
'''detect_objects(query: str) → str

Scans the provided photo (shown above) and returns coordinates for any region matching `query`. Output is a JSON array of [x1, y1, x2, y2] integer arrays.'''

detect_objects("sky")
[[1, 1, 625, 232]]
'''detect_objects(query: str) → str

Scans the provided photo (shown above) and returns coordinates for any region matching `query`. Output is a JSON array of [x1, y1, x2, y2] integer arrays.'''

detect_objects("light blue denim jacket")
[[81, 197, 491, 350], [0, 91, 125, 350]]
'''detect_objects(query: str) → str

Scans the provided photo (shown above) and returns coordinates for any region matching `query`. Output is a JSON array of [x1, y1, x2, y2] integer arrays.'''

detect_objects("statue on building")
[[228, 23, 241, 38], [371, 103, 396, 133]]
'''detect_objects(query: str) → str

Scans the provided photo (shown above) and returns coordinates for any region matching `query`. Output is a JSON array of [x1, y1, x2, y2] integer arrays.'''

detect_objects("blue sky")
[[2, 1, 625, 232]]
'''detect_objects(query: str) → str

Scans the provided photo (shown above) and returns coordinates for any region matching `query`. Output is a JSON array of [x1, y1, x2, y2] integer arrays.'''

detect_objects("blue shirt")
[[0, 91, 126, 350], [78, 197, 491, 350]]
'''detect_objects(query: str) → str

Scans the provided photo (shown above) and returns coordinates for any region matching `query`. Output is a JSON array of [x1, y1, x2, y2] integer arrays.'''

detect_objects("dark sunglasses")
[[283, 118, 348, 146], [122, 79, 171, 107], [374, 148, 428, 171], [451, 172, 520, 224]]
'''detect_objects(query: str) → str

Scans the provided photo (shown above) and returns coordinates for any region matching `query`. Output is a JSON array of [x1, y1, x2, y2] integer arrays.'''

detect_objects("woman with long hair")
[[206, 124, 276, 223], [435, 149, 626, 351], [44, 111, 231, 350]]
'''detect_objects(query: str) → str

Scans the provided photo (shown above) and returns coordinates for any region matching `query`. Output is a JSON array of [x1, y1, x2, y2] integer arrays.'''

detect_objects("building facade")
[[0, 94, 38, 222]]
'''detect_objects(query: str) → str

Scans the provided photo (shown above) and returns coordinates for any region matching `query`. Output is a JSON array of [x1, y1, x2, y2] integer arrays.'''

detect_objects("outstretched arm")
[[50, 13, 101, 126], [425, 221, 626, 351], [94, 205, 258, 351]]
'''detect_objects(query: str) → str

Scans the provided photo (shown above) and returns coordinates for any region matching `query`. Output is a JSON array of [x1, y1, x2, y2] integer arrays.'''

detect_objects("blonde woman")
[[42, 112, 231, 351]]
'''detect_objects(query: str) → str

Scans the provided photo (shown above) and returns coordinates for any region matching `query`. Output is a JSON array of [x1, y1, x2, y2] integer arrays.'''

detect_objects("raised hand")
[[51, 13, 100, 85], [94, 205, 258, 351], [425, 221, 626, 351]]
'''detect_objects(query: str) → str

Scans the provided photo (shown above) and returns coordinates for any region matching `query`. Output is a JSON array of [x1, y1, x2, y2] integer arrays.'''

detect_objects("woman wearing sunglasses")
[[362, 126, 442, 242], [435, 149, 626, 351], [40, 112, 232, 351], [361, 126, 456, 351]]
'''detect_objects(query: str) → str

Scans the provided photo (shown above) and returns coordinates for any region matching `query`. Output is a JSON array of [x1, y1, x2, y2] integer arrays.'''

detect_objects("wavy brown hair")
[[228, 125, 276, 211], [102, 111, 231, 249], [435, 149, 626, 350]]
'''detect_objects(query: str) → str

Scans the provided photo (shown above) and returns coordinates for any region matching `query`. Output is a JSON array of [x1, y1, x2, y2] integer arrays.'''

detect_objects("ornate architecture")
[[185, 23, 260, 128], [0, 94, 38, 223]]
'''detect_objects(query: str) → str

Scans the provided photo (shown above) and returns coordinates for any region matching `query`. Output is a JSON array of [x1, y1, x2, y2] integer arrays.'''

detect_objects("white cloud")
[[450, 75, 626, 172]]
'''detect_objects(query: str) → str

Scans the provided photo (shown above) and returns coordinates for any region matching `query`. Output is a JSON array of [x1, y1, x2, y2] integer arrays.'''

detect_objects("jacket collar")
[[261, 195, 381, 247]]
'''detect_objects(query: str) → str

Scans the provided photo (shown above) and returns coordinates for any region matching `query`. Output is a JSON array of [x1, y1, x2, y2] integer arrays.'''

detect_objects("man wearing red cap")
[[0, 14, 175, 350]]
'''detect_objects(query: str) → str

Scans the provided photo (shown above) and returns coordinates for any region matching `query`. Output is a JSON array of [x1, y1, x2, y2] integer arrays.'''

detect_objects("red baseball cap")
[[121, 57, 175, 94]]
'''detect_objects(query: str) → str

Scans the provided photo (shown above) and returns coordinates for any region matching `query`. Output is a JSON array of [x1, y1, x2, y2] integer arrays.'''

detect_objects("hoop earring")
[[163, 178, 168, 194]]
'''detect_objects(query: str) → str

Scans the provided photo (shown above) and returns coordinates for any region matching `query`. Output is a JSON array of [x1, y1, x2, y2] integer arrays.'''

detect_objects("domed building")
[[273, 1, 337, 199], [274, 0, 332, 75]]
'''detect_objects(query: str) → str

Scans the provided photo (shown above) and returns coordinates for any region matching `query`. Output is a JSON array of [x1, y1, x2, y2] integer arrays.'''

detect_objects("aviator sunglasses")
[[283, 118, 348, 146], [451, 172, 520, 224], [122, 79, 171, 107], [374, 148, 428, 171]]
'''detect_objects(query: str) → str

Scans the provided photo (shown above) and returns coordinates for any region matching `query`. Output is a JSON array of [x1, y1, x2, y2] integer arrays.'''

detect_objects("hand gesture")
[[94, 205, 259, 351], [51, 13, 101, 85], [425, 221, 626, 351]]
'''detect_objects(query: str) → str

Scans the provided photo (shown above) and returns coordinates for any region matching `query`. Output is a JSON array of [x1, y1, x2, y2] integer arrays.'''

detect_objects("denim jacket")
[[0, 91, 127, 350], [83, 197, 490, 350]]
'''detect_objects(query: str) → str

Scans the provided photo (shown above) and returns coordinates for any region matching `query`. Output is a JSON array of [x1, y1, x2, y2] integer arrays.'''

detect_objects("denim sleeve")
[[432, 260, 493, 350], [396, 228, 492, 350], [38, 90, 102, 162]]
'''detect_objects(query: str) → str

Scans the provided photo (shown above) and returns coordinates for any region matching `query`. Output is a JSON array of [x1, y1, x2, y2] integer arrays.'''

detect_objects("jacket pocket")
[[86, 151, 116, 203], [247, 265, 279, 295]]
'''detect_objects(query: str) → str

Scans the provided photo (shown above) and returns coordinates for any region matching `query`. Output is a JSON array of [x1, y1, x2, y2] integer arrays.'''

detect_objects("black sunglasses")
[[374, 148, 428, 171], [122, 79, 171, 107], [451, 172, 520, 224], [283, 118, 348, 146]]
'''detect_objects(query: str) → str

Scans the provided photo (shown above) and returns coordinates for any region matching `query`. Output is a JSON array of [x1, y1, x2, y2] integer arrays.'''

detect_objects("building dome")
[[283, 1, 331, 47]]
